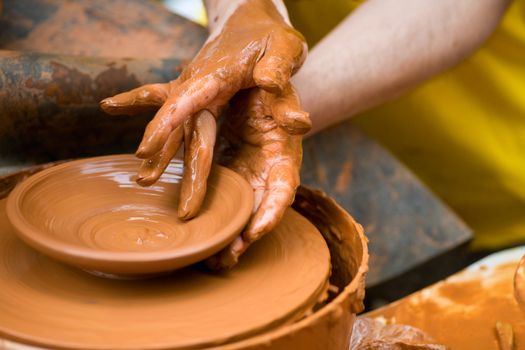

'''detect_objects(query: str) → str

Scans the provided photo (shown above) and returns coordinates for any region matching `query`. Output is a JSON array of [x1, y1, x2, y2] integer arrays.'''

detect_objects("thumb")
[[253, 30, 307, 94]]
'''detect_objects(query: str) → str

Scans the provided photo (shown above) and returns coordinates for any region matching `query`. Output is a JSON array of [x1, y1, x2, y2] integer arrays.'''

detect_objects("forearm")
[[204, 0, 291, 37], [292, 0, 510, 135]]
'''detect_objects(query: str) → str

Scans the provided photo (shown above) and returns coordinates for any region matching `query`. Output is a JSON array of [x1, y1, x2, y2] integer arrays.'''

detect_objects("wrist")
[[205, 0, 291, 39]]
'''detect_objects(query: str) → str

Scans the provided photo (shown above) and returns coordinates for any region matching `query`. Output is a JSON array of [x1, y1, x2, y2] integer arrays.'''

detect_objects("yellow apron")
[[286, 0, 525, 250]]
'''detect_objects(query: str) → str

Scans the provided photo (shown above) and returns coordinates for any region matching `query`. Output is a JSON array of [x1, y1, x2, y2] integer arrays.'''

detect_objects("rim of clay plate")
[[5, 155, 254, 266]]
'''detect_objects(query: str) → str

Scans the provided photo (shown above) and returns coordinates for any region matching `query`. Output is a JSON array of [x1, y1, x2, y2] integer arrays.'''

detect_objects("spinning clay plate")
[[0, 199, 331, 349], [6, 155, 254, 276]]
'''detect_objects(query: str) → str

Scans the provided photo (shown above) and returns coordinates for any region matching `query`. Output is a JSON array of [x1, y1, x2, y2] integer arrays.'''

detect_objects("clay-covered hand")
[[100, 0, 307, 161], [207, 83, 310, 269], [99, 103, 217, 219], [134, 110, 218, 220]]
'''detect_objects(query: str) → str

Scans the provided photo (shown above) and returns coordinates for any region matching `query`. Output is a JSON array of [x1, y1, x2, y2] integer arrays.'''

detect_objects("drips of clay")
[[6, 154, 254, 276], [0, 197, 330, 349]]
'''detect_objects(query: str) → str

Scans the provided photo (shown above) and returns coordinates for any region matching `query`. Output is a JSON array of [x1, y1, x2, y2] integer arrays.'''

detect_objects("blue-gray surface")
[[301, 122, 472, 287]]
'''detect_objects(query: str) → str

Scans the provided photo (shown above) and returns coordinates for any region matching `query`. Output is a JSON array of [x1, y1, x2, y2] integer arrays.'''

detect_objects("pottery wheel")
[[0, 199, 330, 349]]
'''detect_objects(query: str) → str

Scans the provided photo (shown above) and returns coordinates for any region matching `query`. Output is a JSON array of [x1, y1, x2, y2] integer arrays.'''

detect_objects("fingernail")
[[135, 146, 148, 158], [100, 98, 113, 106], [256, 76, 284, 94], [231, 239, 245, 254], [290, 111, 311, 124], [136, 175, 155, 187], [276, 110, 310, 134], [178, 208, 189, 220], [178, 206, 197, 221], [243, 224, 266, 243]]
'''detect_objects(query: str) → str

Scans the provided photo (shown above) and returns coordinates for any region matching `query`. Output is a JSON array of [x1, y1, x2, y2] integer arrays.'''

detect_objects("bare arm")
[[292, 0, 510, 135]]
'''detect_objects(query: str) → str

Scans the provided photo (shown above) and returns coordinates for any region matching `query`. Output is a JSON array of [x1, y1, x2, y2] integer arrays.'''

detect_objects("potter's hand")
[[207, 83, 310, 269], [101, 98, 217, 219], [100, 0, 307, 160], [134, 109, 217, 220]]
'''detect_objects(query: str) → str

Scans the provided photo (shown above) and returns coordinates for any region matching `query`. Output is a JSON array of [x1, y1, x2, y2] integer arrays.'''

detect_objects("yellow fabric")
[[285, 1, 363, 46], [286, 0, 525, 249]]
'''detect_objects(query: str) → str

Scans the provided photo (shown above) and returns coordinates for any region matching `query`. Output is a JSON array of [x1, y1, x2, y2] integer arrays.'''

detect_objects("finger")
[[136, 76, 220, 158], [243, 161, 299, 243], [135, 126, 184, 186], [100, 83, 170, 115], [178, 110, 217, 220], [271, 84, 311, 135], [207, 161, 299, 270], [253, 30, 307, 94], [205, 236, 248, 271]]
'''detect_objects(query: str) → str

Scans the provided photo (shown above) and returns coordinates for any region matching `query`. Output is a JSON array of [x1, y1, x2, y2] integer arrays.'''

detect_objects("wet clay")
[[0, 197, 330, 349], [1, 166, 369, 350], [100, 0, 309, 269], [369, 260, 525, 349], [6, 155, 254, 276], [100, 0, 307, 138], [205, 84, 309, 269], [134, 109, 218, 221]]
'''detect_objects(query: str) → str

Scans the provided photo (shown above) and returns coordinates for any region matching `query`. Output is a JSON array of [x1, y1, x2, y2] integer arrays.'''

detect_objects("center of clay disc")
[[76, 208, 185, 251]]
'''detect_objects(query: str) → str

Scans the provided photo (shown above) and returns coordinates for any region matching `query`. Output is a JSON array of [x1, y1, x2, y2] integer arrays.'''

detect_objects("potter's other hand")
[[100, 0, 307, 161], [207, 83, 310, 270]]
